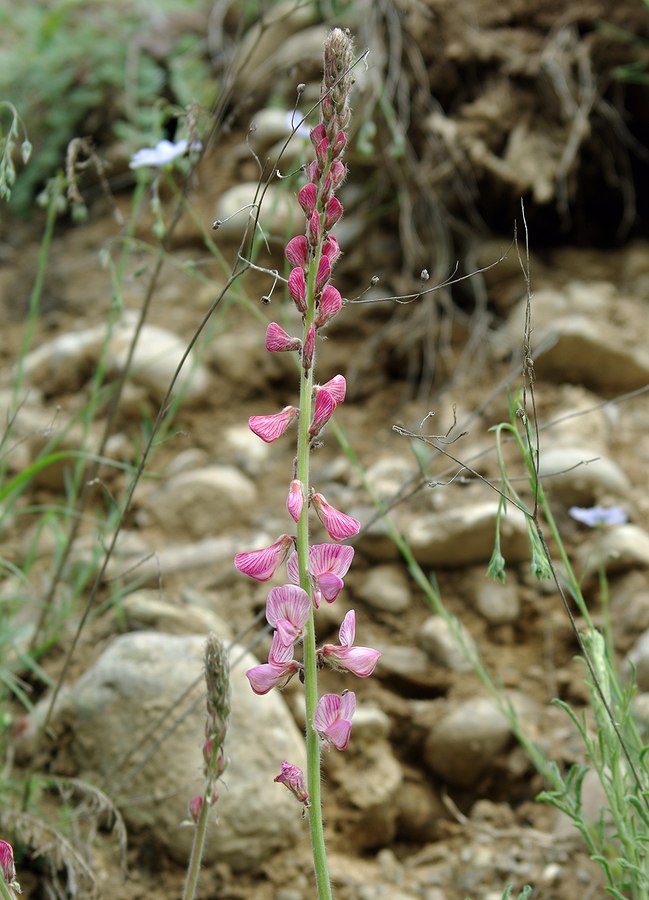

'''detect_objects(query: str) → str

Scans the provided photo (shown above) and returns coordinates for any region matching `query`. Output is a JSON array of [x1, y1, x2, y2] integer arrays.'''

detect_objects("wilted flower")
[[275, 760, 309, 806]]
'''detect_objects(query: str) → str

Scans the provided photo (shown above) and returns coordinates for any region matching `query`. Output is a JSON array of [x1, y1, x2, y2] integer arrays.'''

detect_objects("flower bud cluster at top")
[[233, 28, 380, 805]]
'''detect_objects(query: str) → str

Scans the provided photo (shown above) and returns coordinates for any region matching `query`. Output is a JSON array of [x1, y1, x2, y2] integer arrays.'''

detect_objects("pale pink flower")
[[323, 197, 343, 230], [321, 610, 381, 676], [188, 794, 203, 823], [302, 323, 315, 372], [285, 235, 308, 268], [316, 374, 346, 404], [246, 631, 299, 694], [316, 284, 343, 327], [266, 584, 310, 645], [275, 760, 309, 806], [313, 691, 356, 750], [286, 478, 304, 523], [309, 390, 336, 437], [298, 182, 317, 217], [234, 534, 294, 582], [266, 322, 301, 353], [311, 492, 360, 541], [288, 267, 307, 313], [287, 543, 354, 606], [249, 406, 298, 442]]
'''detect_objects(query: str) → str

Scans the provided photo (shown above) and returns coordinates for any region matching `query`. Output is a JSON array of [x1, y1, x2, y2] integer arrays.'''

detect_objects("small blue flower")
[[129, 139, 201, 170], [568, 505, 628, 528]]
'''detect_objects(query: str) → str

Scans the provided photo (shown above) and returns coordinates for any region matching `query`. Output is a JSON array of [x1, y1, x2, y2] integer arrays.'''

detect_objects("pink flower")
[[285, 235, 308, 269], [315, 255, 331, 294], [302, 323, 315, 372], [323, 197, 343, 230], [322, 235, 341, 265], [0, 839, 16, 887], [309, 389, 336, 437], [286, 478, 304, 523], [266, 584, 310, 645], [316, 374, 346, 404], [288, 267, 307, 313], [188, 794, 203, 823], [313, 691, 356, 750], [309, 123, 327, 147], [266, 322, 301, 353], [287, 542, 354, 606], [331, 160, 346, 188], [316, 284, 343, 327], [311, 492, 360, 541], [331, 131, 346, 158], [308, 210, 321, 248], [321, 610, 381, 676], [315, 137, 329, 170], [298, 182, 317, 217], [305, 160, 320, 184], [234, 534, 294, 582], [246, 631, 299, 694], [275, 760, 309, 806], [249, 406, 298, 442]]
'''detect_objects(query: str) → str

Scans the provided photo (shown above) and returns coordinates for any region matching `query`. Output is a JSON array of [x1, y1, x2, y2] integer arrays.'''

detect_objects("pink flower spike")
[[266, 584, 310, 645], [323, 197, 343, 231], [249, 406, 298, 443], [309, 389, 336, 437], [235, 533, 294, 582], [322, 609, 381, 677], [288, 267, 307, 313], [275, 760, 309, 806], [246, 631, 299, 695], [285, 235, 308, 269], [312, 492, 361, 541], [322, 235, 341, 265], [286, 478, 304, 523], [313, 691, 356, 750], [310, 123, 327, 147], [298, 182, 317, 217], [266, 322, 301, 353], [302, 323, 315, 373], [317, 374, 346, 404], [315, 255, 331, 294]]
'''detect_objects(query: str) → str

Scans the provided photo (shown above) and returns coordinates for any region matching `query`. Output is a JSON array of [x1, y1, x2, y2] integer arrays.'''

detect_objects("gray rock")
[[405, 501, 529, 567], [538, 446, 630, 504], [353, 565, 411, 613], [140, 465, 257, 538], [424, 697, 511, 787], [625, 630, 649, 691], [578, 525, 649, 576], [31, 631, 306, 870], [474, 580, 521, 624], [213, 182, 302, 240], [419, 615, 477, 673]]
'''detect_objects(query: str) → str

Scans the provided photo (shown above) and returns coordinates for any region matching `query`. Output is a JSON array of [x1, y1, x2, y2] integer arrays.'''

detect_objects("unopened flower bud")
[[285, 235, 308, 269], [287, 479, 304, 523], [288, 267, 307, 313], [310, 123, 327, 147], [331, 131, 346, 158], [298, 183, 317, 217], [316, 284, 343, 327], [188, 795, 203, 823], [323, 197, 343, 231], [266, 322, 301, 353], [302, 323, 315, 372], [308, 211, 321, 249]]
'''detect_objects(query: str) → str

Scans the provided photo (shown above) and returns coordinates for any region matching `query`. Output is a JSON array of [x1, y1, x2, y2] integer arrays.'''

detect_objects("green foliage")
[[0, 0, 213, 214]]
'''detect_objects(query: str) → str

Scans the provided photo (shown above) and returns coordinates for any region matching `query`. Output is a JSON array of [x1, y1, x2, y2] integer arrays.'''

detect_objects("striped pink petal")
[[266, 322, 301, 353], [311, 492, 361, 542], [234, 534, 294, 582], [249, 406, 298, 442]]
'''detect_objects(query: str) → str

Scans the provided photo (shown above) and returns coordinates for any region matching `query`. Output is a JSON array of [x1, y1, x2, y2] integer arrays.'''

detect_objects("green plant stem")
[[0, 879, 13, 900], [182, 797, 211, 900], [297, 245, 331, 899]]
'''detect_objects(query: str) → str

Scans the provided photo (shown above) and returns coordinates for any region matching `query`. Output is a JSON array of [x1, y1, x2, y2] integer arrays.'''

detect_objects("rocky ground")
[[3, 1, 649, 898]]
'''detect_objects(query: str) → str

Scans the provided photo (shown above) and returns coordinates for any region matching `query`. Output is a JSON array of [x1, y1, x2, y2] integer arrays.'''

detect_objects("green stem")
[[297, 243, 331, 898], [182, 796, 211, 900]]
